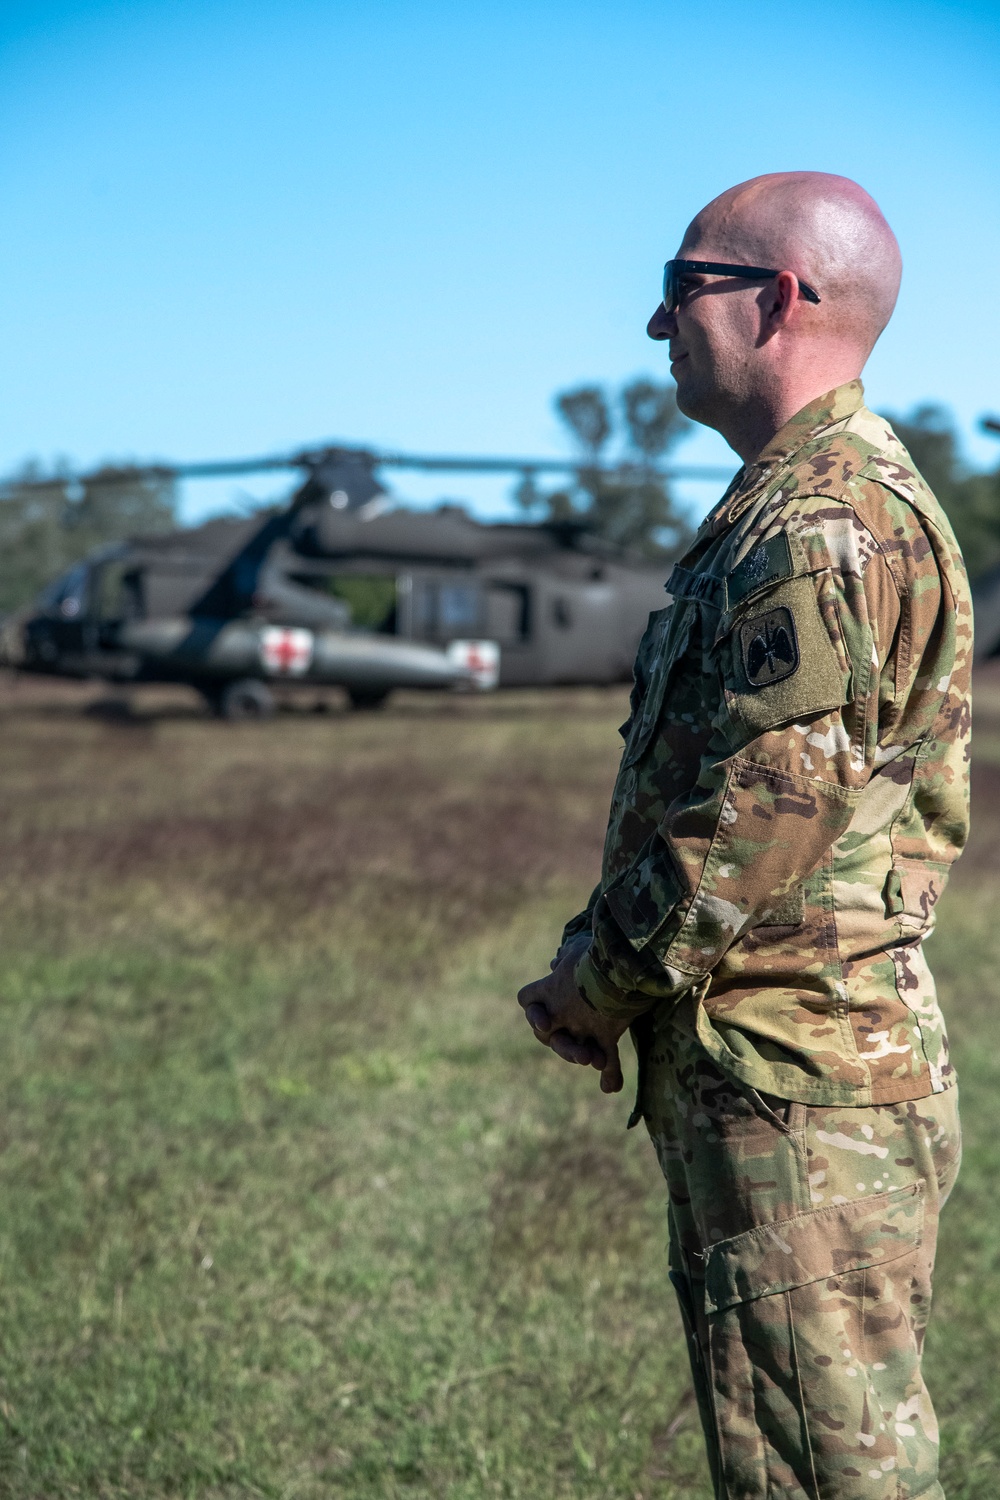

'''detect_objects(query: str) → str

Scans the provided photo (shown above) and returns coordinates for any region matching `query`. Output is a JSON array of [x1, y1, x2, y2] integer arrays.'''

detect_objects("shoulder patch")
[[726, 532, 793, 609], [740, 606, 799, 688]]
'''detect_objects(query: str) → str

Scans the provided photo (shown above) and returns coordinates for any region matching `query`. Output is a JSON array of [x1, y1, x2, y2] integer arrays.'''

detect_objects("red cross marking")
[[261, 627, 313, 675], [271, 633, 300, 670]]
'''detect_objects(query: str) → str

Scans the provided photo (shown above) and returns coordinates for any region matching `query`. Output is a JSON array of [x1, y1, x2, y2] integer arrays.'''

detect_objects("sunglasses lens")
[[662, 261, 675, 311]]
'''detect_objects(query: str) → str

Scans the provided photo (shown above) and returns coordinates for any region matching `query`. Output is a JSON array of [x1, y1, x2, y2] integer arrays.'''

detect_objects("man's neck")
[[719, 366, 866, 466], [720, 398, 787, 467]]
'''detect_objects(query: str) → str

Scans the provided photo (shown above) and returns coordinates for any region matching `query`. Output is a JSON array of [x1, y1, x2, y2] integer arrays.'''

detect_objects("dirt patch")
[[0, 762, 607, 919]]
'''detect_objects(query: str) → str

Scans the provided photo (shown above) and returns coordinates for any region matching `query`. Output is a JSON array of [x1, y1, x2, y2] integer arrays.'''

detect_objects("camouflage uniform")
[[558, 382, 972, 1497]]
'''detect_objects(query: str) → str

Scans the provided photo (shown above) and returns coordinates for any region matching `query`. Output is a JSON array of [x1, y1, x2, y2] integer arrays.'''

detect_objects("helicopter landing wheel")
[[212, 678, 277, 722], [347, 687, 390, 711]]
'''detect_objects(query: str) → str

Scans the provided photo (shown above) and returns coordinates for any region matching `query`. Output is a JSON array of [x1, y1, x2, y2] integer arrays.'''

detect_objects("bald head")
[[650, 172, 904, 459], [683, 172, 902, 354]]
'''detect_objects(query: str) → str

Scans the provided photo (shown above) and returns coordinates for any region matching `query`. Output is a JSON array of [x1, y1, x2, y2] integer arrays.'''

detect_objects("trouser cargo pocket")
[[698, 1183, 942, 1500]]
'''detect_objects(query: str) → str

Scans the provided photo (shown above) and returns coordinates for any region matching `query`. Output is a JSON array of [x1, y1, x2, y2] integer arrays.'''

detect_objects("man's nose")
[[646, 302, 675, 341]]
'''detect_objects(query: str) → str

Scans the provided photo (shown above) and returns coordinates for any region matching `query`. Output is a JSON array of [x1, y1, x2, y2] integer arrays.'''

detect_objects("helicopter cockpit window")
[[93, 563, 144, 622], [37, 563, 89, 618]]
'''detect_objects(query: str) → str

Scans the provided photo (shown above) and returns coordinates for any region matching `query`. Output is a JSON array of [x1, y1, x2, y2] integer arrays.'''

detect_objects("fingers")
[[517, 980, 547, 1022], [550, 1029, 606, 1069], [599, 1039, 624, 1094], [523, 998, 607, 1070], [523, 1000, 552, 1039], [517, 973, 619, 1085]]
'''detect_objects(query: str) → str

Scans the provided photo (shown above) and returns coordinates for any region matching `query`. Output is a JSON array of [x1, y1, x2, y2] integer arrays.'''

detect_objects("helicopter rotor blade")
[[368, 450, 736, 480], [1, 442, 737, 492]]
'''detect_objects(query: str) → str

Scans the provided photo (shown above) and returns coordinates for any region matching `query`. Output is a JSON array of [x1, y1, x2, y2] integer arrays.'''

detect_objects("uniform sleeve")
[[575, 499, 908, 1021]]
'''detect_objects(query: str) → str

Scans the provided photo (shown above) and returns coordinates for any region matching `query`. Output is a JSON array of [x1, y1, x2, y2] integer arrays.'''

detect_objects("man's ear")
[[762, 270, 801, 337]]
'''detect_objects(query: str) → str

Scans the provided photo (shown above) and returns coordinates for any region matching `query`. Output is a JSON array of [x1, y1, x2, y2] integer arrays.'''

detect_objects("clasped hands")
[[516, 933, 630, 1094]]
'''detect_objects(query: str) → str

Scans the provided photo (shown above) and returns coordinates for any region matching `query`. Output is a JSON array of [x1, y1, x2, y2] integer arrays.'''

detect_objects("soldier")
[[517, 172, 971, 1500]]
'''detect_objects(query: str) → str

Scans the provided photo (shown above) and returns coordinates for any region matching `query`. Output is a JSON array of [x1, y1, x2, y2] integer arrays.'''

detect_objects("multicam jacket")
[[568, 381, 972, 1107]]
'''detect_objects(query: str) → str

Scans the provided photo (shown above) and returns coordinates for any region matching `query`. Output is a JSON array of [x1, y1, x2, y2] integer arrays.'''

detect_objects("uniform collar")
[[702, 380, 866, 538], [754, 379, 865, 467]]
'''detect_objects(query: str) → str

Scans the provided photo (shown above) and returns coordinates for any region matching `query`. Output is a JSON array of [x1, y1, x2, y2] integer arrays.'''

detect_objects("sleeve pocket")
[[717, 574, 849, 742]]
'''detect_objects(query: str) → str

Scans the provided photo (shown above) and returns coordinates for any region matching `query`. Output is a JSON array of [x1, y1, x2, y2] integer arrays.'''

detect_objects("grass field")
[[0, 671, 997, 1499]]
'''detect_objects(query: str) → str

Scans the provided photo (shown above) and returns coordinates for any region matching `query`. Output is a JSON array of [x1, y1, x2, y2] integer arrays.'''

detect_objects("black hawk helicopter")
[[0, 441, 733, 718]]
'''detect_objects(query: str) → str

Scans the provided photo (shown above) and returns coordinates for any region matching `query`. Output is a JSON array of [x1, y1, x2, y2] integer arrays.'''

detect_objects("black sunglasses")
[[662, 258, 821, 312]]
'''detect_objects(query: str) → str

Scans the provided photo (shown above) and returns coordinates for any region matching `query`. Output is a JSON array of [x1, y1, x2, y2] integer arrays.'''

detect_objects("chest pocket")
[[621, 603, 696, 767]]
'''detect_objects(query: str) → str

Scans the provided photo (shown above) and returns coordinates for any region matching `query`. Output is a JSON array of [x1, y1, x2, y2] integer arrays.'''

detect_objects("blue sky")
[[1, 0, 997, 525]]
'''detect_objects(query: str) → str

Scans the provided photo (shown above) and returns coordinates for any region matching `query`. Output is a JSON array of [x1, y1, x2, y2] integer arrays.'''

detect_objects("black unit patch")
[[740, 606, 799, 688], [726, 532, 793, 609]]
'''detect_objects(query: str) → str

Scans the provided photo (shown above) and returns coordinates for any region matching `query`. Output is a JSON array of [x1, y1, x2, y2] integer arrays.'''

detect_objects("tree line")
[[0, 392, 997, 616], [0, 464, 175, 615]]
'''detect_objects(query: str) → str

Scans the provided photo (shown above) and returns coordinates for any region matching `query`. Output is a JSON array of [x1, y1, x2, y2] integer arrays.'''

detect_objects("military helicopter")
[[0, 441, 733, 718]]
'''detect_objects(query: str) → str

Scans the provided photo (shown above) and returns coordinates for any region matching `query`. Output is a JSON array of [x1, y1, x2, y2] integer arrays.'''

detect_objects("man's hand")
[[517, 937, 630, 1094]]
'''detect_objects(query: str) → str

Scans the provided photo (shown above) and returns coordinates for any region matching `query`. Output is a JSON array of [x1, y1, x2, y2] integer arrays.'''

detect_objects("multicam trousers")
[[639, 1001, 961, 1500]]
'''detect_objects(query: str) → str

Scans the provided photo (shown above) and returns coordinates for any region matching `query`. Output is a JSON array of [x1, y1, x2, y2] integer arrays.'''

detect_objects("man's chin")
[[672, 377, 700, 422], [674, 379, 721, 434]]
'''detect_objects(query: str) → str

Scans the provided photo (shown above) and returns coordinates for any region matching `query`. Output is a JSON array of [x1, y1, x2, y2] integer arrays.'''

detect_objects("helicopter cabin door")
[[536, 577, 623, 683]]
